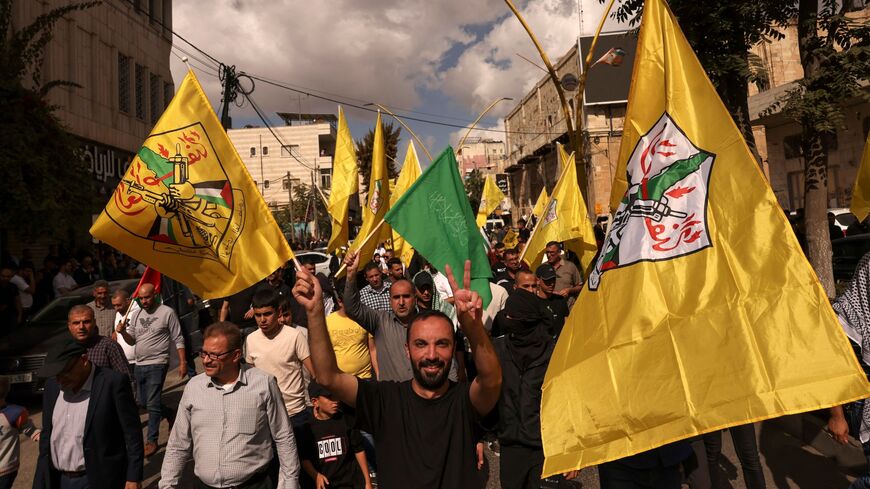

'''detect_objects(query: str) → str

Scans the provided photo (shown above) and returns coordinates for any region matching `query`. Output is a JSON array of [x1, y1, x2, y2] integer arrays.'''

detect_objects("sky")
[[169, 0, 630, 167]]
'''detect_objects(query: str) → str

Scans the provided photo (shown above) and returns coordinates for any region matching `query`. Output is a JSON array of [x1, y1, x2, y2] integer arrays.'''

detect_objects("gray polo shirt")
[[127, 304, 184, 366]]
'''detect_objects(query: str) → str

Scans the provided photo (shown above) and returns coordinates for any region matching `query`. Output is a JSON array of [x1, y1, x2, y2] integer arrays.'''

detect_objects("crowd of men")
[[4, 209, 867, 489]]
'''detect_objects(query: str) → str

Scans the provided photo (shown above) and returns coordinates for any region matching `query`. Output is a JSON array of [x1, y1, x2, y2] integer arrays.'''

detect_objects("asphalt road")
[[11, 374, 864, 489]]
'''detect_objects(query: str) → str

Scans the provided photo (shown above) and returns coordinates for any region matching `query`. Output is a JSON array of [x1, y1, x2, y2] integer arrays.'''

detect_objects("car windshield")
[[30, 296, 92, 323], [836, 214, 858, 228]]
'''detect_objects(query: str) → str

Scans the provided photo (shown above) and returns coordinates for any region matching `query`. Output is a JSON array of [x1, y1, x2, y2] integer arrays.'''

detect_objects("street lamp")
[[363, 103, 434, 162], [457, 97, 514, 150]]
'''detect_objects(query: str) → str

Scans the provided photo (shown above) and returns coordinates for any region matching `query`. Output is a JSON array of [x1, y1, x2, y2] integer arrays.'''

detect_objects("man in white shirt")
[[9, 264, 34, 317], [52, 259, 78, 297]]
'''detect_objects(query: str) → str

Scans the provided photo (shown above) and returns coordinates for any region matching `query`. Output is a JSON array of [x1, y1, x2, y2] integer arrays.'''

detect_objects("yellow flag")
[[327, 107, 359, 254], [476, 175, 507, 228], [89, 71, 293, 299], [520, 145, 597, 272], [541, 0, 870, 476], [849, 132, 870, 222], [391, 141, 422, 266], [531, 187, 549, 219], [348, 112, 391, 265], [502, 228, 518, 249]]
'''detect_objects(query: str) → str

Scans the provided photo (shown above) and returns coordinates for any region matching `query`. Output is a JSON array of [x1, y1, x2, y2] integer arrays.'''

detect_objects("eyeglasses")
[[198, 350, 237, 361]]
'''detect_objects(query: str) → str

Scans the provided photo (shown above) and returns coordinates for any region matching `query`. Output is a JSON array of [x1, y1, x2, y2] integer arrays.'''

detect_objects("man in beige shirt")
[[244, 287, 315, 429], [545, 241, 583, 305]]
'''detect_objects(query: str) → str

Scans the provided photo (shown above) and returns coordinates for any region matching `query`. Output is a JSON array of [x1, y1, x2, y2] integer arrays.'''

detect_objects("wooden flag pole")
[[335, 218, 387, 278]]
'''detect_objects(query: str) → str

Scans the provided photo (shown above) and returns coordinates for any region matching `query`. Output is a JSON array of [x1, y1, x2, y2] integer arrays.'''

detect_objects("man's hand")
[[444, 261, 482, 328], [124, 482, 141, 489], [344, 250, 360, 273], [293, 267, 324, 314], [828, 411, 850, 445], [178, 362, 188, 380], [475, 441, 485, 470], [564, 470, 579, 480], [556, 288, 570, 297], [316, 473, 330, 489], [243, 307, 254, 320], [115, 319, 127, 334]]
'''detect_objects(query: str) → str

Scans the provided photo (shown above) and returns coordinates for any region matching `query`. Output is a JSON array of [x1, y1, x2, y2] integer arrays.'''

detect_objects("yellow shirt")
[[326, 312, 373, 379]]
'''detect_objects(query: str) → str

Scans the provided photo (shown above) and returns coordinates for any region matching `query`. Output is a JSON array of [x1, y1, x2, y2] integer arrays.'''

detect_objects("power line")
[[240, 90, 318, 172]]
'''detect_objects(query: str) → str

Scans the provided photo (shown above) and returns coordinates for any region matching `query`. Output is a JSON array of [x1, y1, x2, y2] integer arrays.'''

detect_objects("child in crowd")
[[0, 378, 39, 488], [298, 382, 372, 489]]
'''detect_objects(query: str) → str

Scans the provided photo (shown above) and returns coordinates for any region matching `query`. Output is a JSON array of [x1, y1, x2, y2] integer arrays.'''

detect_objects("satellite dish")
[[560, 73, 580, 92]]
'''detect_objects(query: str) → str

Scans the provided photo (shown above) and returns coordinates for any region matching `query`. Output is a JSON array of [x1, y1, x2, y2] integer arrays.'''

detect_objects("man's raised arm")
[[445, 261, 502, 417], [341, 251, 381, 334], [293, 267, 359, 407]]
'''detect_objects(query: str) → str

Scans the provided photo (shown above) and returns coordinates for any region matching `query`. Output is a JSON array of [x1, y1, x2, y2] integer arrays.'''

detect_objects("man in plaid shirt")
[[358, 261, 392, 312], [67, 304, 131, 379]]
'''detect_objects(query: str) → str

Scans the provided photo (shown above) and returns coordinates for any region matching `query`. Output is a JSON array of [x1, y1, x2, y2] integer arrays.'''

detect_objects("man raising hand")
[[294, 261, 501, 489]]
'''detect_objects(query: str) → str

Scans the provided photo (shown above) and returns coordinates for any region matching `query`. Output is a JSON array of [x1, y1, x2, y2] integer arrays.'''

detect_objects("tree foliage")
[[354, 121, 401, 192], [464, 169, 485, 214], [0, 0, 100, 238], [273, 183, 331, 246], [614, 0, 796, 159]]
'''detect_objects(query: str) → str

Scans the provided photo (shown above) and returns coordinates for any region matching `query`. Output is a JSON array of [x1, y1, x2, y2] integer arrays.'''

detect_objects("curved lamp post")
[[363, 103, 434, 162], [457, 97, 514, 150]]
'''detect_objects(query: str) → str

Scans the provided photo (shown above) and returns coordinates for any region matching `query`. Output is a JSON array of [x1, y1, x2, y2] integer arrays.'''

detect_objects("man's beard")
[[412, 358, 449, 390]]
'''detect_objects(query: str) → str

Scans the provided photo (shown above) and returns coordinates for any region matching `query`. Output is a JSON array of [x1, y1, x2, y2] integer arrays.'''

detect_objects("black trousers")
[[501, 444, 545, 489], [703, 423, 765, 489]]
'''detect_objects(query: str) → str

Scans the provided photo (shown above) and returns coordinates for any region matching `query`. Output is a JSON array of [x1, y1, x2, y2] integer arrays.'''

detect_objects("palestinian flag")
[[133, 266, 162, 303]]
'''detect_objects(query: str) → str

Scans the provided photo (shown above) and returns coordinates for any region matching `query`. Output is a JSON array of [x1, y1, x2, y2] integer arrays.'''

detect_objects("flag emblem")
[[589, 113, 714, 290], [111, 123, 244, 269], [542, 198, 558, 225], [369, 180, 383, 214]]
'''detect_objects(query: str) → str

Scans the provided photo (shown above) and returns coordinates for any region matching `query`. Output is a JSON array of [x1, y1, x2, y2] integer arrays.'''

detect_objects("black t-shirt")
[[222, 283, 258, 330], [256, 281, 308, 328], [540, 294, 570, 338], [354, 380, 484, 489], [298, 412, 365, 488]]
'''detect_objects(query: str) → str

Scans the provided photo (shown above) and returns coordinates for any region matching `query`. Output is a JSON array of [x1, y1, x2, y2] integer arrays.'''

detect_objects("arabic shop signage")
[[81, 140, 133, 183]]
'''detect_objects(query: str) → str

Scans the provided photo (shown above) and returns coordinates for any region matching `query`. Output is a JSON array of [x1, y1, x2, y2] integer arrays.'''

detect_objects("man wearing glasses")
[[160, 322, 300, 489]]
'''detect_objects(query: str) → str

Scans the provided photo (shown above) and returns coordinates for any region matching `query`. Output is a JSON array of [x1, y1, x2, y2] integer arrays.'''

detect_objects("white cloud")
[[432, 0, 580, 116]]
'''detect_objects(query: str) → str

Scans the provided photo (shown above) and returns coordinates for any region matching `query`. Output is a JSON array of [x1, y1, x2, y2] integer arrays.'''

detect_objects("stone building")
[[227, 113, 336, 209], [455, 137, 508, 175], [504, 34, 634, 219], [6, 0, 173, 254], [748, 5, 870, 211]]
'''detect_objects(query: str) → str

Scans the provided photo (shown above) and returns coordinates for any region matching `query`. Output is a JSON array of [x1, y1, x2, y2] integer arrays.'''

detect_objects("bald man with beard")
[[116, 283, 186, 457]]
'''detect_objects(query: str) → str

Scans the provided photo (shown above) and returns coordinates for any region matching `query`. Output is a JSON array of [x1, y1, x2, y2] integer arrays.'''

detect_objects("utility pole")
[[219, 64, 237, 130], [286, 171, 295, 244], [310, 158, 319, 239]]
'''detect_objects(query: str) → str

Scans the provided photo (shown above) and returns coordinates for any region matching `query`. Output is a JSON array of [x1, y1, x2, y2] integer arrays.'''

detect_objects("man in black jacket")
[[33, 338, 143, 489], [492, 288, 558, 488]]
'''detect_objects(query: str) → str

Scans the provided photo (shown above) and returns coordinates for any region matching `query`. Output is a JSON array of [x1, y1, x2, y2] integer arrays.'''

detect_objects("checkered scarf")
[[832, 251, 870, 442]]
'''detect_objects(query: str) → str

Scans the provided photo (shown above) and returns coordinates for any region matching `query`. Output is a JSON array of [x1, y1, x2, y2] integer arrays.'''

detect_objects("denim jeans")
[[850, 442, 870, 489], [135, 363, 168, 443], [703, 423, 765, 489]]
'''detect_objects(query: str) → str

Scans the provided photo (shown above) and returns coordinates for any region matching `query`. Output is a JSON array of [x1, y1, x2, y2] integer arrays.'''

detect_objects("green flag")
[[385, 147, 492, 307]]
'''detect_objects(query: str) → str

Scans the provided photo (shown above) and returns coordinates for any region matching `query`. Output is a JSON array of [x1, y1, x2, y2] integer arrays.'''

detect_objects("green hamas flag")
[[385, 147, 492, 307]]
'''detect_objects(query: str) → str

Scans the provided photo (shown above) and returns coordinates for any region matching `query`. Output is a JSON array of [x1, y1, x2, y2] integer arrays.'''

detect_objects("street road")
[[12, 375, 863, 489]]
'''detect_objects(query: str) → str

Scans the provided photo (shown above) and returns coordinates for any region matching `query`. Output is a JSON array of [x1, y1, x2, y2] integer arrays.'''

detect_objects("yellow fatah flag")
[[520, 145, 597, 272], [531, 187, 549, 219], [541, 0, 870, 476], [502, 227, 518, 249], [327, 107, 359, 254], [391, 141, 422, 266], [89, 71, 293, 299], [849, 132, 870, 222], [476, 175, 507, 228], [347, 112, 391, 265]]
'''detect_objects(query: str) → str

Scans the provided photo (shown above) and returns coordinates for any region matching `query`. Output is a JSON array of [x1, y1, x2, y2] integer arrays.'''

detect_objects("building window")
[[320, 168, 332, 189], [264, 180, 270, 189], [281, 145, 300, 157], [783, 134, 802, 159], [150, 74, 160, 124], [118, 53, 131, 113], [262, 146, 269, 156], [148, 0, 157, 21], [163, 82, 174, 109], [250, 147, 256, 157], [133, 0, 142, 12], [135, 64, 145, 120]]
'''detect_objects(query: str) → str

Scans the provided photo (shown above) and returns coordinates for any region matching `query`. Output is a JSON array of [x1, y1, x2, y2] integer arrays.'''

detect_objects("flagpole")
[[364, 103, 434, 162], [335, 219, 387, 277]]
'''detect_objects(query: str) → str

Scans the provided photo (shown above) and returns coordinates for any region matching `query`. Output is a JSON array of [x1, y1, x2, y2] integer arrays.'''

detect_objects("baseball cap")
[[308, 381, 335, 399], [412, 271, 434, 289], [38, 338, 87, 378], [535, 263, 557, 281]]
